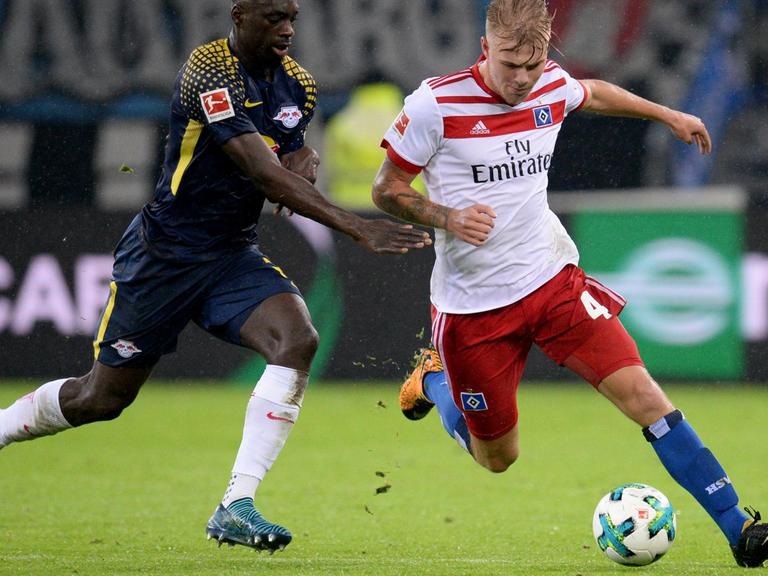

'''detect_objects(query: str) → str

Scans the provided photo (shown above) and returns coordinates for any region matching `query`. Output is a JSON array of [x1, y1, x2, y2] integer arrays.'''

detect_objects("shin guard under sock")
[[644, 410, 748, 545]]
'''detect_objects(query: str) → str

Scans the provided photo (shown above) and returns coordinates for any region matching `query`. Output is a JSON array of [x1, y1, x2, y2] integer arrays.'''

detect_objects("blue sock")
[[644, 410, 748, 545], [423, 371, 471, 453]]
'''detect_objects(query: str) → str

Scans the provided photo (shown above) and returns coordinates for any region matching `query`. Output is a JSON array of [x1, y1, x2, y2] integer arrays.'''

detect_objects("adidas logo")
[[470, 120, 491, 135]]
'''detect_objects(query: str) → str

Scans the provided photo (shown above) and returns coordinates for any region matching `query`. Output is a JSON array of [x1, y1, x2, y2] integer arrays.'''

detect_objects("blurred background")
[[0, 0, 767, 383]]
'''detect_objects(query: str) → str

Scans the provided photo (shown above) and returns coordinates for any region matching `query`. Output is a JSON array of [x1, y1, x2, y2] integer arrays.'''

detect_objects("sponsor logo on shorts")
[[200, 88, 235, 123], [111, 339, 142, 359], [533, 105, 553, 128], [460, 391, 488, 411], [273, 105, 302, 128]]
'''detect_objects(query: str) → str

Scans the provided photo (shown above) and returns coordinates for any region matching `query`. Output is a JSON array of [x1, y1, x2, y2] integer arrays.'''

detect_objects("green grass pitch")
[[0, 380, 766, 575]]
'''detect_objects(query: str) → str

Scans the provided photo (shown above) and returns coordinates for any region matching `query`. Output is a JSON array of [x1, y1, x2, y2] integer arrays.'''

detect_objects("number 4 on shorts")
[[580, 290, 612, 320]]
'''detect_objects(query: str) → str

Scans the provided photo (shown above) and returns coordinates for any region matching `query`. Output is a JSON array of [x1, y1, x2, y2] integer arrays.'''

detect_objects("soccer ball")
[[592, 483, 676, 566]]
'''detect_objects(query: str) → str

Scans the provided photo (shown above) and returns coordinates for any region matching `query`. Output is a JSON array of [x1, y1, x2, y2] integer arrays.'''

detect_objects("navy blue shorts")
[[93, 222, 301, 368]]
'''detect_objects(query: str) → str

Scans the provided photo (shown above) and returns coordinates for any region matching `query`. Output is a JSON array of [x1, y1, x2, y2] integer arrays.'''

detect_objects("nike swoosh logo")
[[266, 411, 295, 424], [244, 99, 263, 108]]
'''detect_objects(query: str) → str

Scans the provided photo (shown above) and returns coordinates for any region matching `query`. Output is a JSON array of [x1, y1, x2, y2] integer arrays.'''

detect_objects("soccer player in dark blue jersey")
[[0, 0, 430, 553]]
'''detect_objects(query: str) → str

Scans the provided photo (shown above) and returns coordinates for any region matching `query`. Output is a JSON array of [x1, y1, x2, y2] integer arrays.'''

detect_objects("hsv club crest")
[[460, 391, 488, 411], [533, 105, 554, 128]]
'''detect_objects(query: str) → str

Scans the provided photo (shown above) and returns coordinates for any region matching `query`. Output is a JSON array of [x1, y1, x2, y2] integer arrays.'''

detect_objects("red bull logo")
[[111, 339, 142, 359], [273, 105, 302, 128]]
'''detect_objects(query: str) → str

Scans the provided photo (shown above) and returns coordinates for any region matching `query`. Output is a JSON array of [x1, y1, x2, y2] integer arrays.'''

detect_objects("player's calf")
[[58, 365, 151, 425]]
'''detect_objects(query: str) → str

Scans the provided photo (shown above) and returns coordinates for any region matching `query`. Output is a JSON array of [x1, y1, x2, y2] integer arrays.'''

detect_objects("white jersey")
[[382, 58, 587, 314]]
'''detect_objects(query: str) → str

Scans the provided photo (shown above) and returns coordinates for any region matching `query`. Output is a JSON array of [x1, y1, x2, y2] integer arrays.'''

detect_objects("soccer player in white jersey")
[[372, 0, 768, 567]]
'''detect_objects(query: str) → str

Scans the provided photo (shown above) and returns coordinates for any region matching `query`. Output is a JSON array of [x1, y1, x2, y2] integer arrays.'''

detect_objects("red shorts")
[[431, 265, 643, 441]]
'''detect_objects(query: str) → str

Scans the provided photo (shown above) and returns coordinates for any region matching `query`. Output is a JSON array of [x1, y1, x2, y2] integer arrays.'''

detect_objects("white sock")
[[0, 379, 72, 447], [221, 365, 308, 507], [222, 473, 261, 507]]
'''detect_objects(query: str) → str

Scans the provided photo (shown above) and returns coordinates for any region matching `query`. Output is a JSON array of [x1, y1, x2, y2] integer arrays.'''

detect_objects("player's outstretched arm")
[[372, 158, 496, 247], [580, 79, 712, 155], [223, 133, 431, 254]]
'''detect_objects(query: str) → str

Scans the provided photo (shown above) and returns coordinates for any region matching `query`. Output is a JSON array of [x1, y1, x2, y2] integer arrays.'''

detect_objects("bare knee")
[[86, 382, 134, 421], [64, 375, 132, 422], [477, 452, 519, 473], [275, 324, 319, 367], [239, 295, 319, 370], [473, 444, 520, 473], [60, 366, 148, 425]]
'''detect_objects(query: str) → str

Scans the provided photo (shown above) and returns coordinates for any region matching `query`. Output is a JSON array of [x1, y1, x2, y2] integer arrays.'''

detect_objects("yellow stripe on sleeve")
[[171, 119, 204, 196], [93, 281, 118, 361]]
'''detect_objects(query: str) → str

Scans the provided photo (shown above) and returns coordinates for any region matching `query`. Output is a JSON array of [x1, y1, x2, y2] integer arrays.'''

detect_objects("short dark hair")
[[486, 0, 553, 55]]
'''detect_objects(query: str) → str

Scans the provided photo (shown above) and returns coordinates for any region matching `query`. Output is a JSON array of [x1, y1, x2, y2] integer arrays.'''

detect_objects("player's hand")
[[281, 147, 320, 183], [446, 204, 496, 246], [355, 219, 432, 254], [667, 111, 712, 155]]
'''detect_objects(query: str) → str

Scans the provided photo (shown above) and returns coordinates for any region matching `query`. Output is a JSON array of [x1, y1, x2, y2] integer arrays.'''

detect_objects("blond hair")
[[486, 0, 553, 56]]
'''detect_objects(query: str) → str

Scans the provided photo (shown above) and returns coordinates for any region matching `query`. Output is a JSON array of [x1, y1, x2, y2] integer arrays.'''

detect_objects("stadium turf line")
[[0, 380, 765, 575]]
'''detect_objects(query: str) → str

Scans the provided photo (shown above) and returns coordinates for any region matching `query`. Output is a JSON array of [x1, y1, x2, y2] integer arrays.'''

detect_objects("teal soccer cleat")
[[206, 498, 292, 552]]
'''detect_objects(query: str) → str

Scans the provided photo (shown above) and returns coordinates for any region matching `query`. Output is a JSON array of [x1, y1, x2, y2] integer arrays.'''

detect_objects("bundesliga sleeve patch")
[[393, 110, 411, 138], [200, 88, 236, 123]]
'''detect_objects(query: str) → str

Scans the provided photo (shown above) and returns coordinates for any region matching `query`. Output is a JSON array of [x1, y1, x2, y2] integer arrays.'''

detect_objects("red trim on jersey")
[[428, 69, 471, 87], [380, 139, 423, 174], [471, 58, 562, 105], [524, 78, 566, 102], [435, 95, 501, 105], [470, 61, 506, 103], [574, 80, 589, 112], [428, 71, 472, 90], [443, 100, 565, 139]]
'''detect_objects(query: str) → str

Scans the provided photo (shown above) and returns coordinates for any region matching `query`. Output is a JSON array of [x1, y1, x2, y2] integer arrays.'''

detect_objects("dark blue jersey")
[[140, 38, 317, 261]]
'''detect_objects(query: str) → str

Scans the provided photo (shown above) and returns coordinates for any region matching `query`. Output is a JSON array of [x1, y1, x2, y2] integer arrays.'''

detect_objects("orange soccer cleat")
[[399, 347, 443, 421]]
